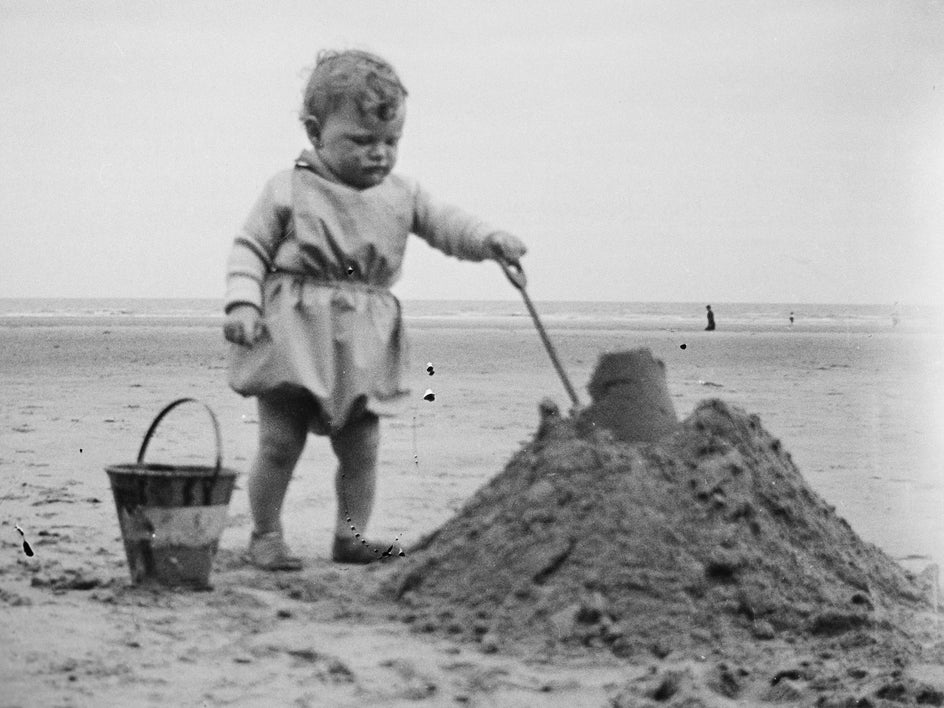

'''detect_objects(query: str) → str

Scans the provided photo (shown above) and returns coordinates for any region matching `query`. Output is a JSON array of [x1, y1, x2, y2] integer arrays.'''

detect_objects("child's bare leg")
[[330, 413, 379, 537], [248, 395, 307, 541], [331, 413, 397, 563]]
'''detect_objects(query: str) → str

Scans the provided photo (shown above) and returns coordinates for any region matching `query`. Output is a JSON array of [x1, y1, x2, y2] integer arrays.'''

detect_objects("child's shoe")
[[331, 535, 402, 564], [246, 531, 303, 571]]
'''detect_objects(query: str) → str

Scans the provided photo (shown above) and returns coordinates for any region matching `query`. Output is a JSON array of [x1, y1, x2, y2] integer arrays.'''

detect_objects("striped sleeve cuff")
[[224, 274, 263, 312]]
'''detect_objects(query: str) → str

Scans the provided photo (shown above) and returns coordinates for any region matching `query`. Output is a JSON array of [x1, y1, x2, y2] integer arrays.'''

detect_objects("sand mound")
[[386, 398, 929, 660]]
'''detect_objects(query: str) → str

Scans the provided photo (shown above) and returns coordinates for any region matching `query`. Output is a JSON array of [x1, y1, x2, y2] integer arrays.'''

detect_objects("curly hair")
[[300, 50, 407, 128]]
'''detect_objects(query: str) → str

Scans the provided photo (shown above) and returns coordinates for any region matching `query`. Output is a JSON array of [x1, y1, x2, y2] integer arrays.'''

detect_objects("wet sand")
[[1, 316, 942, 705]]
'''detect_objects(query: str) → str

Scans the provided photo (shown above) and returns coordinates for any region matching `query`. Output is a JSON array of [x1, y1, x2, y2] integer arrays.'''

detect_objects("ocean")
[[0, 298, 940, 334]]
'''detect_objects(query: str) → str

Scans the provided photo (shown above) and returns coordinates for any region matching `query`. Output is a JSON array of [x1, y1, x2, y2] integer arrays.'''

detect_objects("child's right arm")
[[223, 304, 267, 346], [223, 174, 291, 345]]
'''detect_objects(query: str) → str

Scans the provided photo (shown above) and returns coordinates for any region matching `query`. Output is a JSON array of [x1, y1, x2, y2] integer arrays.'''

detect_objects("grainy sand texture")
[[1, 313, 942, 706]]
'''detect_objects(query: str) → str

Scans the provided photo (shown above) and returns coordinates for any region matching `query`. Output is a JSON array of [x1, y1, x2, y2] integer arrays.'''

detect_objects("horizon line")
[[0, 296, 936, 308]]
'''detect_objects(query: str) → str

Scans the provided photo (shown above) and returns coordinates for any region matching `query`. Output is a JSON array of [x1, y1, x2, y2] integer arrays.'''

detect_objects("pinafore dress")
[[227, 159, 412, 435]]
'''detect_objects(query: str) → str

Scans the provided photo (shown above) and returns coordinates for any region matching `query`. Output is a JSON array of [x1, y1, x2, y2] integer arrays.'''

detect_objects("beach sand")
[[1, 316, 942, 706]]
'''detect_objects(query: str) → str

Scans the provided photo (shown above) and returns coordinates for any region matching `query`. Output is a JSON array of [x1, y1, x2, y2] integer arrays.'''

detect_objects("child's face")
[[314, 98, 404, 189]]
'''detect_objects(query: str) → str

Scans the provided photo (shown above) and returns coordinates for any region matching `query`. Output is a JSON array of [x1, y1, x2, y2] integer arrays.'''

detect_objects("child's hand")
[[485, 231, 527, 263], [223, 304, 267, 346]]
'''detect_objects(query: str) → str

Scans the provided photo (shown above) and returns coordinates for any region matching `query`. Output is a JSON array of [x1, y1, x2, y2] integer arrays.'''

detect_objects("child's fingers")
[[251, 319, 269, 344], [498, 242, 526, 262], [508, 242, 527, 259], [488, 232, 527, 262], [223, 320, 245, 345]]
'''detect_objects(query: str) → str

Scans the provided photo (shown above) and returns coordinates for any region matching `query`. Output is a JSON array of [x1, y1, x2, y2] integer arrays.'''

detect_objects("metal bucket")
[[106, 398, 238, 589]]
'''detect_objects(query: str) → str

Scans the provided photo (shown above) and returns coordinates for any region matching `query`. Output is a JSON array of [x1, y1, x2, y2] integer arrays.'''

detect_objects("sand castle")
[[384, 348, 940, 702]]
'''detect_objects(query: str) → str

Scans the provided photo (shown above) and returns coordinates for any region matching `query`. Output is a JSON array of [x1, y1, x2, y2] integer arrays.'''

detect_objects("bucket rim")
[[106, 463, 238, 478]]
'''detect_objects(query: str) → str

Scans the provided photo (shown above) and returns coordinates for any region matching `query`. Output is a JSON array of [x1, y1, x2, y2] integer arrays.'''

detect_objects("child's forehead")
[[332, 98, 405, 131]]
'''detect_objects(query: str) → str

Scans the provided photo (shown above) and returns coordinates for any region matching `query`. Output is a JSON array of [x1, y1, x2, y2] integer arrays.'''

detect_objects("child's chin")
[[361, 174, 386, 187], [353, 169, 388, 187]]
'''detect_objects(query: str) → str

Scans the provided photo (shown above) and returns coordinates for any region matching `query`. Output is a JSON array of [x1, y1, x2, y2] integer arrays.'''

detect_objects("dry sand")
[[1, 315, 942, 706]]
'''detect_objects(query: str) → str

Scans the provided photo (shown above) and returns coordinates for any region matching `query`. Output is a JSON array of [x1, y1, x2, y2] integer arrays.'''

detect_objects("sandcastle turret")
[[577, 348, 679, 442]]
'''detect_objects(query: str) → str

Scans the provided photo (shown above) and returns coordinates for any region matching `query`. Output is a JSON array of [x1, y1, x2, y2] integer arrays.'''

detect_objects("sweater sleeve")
[[410, 181, 498, 262], [224, 173, 291, 313]]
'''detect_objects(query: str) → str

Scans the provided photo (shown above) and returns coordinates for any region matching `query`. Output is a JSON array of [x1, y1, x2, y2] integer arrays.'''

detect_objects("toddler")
[[223, 50, 527, 568]]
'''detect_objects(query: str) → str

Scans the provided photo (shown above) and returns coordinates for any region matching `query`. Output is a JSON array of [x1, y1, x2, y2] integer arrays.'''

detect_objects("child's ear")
[[304, 116, 321, 146]]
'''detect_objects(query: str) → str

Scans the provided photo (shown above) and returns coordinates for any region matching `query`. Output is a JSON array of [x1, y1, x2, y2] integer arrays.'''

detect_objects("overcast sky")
[[1, 1, 941, 304]]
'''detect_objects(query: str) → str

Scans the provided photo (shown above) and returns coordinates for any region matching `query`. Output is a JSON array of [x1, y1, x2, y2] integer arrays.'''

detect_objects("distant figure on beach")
[[789, 311, 795, 326], [222, 50, 527, 569], [704, 305, 716, 331], [891, 302, 900, 327]]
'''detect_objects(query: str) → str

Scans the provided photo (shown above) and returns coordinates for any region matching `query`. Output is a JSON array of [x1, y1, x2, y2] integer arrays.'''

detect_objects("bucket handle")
[[136, 398, 222, 475]]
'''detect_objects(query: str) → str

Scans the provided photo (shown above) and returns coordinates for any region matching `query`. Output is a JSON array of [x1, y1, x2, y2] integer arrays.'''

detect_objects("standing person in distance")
[[705, 304, 716, 331]]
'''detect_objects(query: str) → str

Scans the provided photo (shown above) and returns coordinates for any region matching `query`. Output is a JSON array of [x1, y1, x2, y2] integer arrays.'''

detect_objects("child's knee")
[[255, 418, 306, 469], [331, 414, 379, 460], [256, 435, 304, 470]]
